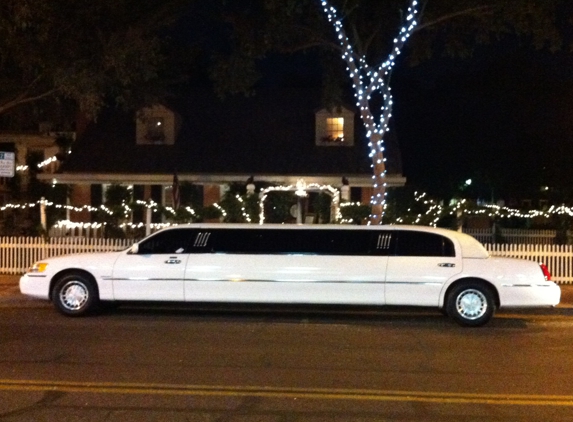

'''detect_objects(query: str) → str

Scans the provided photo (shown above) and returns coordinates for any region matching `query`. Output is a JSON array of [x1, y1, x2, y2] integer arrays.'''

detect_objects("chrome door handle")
[[165, 258, 181, 264], [438, 263, 455, 268]]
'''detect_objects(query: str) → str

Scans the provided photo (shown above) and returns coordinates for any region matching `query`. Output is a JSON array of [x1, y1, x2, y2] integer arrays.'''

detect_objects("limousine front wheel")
[[446, 281, 495, 327], [52, 273, 99, 316]]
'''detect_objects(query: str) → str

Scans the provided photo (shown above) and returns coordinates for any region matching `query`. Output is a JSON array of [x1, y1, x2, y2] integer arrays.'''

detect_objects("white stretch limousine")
[[20, 224, 560, 326]]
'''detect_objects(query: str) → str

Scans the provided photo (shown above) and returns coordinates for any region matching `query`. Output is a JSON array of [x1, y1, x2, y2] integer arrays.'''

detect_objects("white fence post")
[[40, 198, 47, 232]]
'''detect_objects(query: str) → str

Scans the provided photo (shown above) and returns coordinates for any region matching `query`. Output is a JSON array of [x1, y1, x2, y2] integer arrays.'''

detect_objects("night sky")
[[392, 42, 573, 201]]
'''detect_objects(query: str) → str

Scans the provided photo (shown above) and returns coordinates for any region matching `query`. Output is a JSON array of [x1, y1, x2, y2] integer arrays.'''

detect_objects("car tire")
[[446, 281, 495, 327], [52, 272, 99, 316]]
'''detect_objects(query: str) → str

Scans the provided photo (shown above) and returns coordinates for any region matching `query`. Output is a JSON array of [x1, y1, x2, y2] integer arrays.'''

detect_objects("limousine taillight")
[[540, 263, 552, 281]]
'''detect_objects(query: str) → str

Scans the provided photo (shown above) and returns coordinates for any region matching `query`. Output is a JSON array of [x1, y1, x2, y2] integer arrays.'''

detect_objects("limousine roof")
[[158, 224, 490, 259]]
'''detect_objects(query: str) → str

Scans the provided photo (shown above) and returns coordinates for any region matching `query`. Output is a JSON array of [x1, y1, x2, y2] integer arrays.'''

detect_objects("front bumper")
[[19, 273, 51, 300]]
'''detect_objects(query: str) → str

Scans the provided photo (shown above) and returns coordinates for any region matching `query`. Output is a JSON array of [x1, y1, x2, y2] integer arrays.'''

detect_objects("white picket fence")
[[1, 236, 573, 284], [463, 228, 566, 244], [485, 244, 573, 284], [0, 237, 132, 275]]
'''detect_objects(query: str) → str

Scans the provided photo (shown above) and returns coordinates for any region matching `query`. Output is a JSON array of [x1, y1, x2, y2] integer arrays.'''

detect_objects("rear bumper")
[[499, 283, 561, 308]]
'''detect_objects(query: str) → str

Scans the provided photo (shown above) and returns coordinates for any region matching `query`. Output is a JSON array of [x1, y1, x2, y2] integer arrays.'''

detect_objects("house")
[[0, 127, 73, 234], [0, 129, 62, 197], [39, 87, 406, 224]]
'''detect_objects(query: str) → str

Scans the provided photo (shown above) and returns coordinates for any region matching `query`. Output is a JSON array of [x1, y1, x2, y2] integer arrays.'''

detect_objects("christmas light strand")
[[235, 194, 252, 223], [6, 190, 573, 229], [16, 154, 68, 172], [259, 182, 341, 224]]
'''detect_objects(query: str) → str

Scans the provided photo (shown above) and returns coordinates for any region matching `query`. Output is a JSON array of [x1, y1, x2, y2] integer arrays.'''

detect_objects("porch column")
[[70, 184, 92, 223], [203, 184, 220, 206]]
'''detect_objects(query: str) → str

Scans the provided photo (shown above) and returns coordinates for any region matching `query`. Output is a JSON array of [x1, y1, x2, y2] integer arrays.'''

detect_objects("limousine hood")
[[37, 251, 123, 274]]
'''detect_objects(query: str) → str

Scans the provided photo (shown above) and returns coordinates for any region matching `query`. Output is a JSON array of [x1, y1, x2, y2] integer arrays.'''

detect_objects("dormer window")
[[315, 107, 354, 147], [145, 117, 165, 144], [136, 105, 180, 145], [324, 117, 345, 143]]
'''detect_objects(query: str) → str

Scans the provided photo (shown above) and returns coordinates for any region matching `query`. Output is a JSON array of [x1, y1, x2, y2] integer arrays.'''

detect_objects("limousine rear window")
[[394, 231, 455, 257]]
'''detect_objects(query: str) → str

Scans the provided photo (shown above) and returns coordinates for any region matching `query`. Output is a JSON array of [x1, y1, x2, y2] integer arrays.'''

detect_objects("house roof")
[[56, 87, 404, 187]]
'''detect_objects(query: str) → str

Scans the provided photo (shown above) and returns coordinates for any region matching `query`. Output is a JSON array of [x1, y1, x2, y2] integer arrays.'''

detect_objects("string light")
[[1, 199, 169, 216], [213, 203, 227, 219], [53, 220, 104, 230], [259, 182, 341, 224], [37, 156, 58, 168], [15, 154, 66, 173], [319, 0, 419, 223], [6, 191, 571, 228], [339, 201, 368, 224], [385, 191, 573, 227], [236, 194, 252, 223]]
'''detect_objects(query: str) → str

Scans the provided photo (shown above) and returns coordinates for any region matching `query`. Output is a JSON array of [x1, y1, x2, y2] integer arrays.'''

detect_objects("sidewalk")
[[2, 274, 573, 308]]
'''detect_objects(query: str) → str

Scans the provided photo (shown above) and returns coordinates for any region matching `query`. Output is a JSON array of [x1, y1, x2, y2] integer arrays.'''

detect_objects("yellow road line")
[[0, 379, 572, 406]]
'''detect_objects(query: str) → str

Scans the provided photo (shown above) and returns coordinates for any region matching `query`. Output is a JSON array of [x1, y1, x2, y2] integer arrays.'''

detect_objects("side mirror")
[[129, 243, 139, 254]]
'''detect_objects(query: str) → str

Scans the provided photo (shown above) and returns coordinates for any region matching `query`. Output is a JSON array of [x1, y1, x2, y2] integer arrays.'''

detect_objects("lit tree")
[[319, 0, 419, 224], [213, 0, 564, 223]]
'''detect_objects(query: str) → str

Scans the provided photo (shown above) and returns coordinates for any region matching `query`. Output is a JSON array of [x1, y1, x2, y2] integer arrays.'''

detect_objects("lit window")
[[324, 117, 344, 143], [145, 117, 165, 143]]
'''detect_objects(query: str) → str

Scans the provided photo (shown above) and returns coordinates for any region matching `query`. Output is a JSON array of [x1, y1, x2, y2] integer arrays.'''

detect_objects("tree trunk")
[[369, 154, 386, 225]]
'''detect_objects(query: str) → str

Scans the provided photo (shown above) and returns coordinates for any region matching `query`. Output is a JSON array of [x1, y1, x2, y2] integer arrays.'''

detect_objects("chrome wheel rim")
[[59, 281, 89, 311], [456, 289, 487, 320]]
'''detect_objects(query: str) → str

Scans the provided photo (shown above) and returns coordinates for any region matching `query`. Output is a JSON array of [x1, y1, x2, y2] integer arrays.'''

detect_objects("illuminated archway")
[[258, 179, 340, 224]]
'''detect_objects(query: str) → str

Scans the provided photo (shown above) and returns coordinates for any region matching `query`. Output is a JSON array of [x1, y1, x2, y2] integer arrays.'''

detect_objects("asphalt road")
[[1, 277, 573, 421]]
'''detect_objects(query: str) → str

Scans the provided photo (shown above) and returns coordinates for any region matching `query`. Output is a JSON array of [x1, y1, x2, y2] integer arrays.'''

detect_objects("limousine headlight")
[[29, 262, 49, 273]]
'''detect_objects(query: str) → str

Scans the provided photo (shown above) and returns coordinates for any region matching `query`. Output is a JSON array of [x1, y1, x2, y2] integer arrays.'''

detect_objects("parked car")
[[20, 224, 560, 326]]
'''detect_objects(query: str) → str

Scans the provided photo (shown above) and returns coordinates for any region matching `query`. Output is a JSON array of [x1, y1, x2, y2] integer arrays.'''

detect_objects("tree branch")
[[415, 5, 496, 32], [0, 88, 59, 115], [277, 38, 342, 55]]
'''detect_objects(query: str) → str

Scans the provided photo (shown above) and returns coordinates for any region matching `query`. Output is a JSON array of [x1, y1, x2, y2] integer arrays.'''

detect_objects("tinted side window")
[[137, 229, 192, 254], [394, 231, 455, 257], [210, 229, 381, 256], [212, 229, 262, 254], [310, 230, 372, 255], [211, 229, 316, 254], [258, 230, 305, 254]]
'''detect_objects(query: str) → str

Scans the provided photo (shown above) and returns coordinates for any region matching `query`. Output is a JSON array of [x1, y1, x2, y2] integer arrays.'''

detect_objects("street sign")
[[0, 151, 15, 177]]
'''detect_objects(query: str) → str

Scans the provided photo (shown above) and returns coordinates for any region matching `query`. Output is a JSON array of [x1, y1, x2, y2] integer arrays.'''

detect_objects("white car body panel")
[[184, 254, 387, 304], [451, 256, 561, 308], [385, 255, 462, 306], [112, 253, 189, 301], [19, 225, 561, 317], [20, 251, 122, 300]]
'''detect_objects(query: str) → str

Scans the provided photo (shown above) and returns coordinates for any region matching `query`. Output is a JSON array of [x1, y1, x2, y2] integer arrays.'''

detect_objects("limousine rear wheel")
[[446, 281, 495, 327], [52, 272, 99, 316]]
